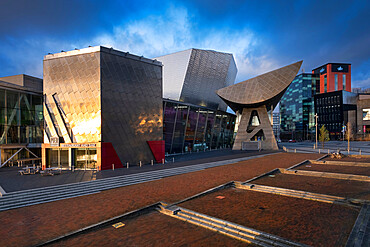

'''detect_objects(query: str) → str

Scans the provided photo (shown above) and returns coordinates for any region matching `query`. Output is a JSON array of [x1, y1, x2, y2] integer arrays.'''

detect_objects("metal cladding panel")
[[100, 51, 163, 165], [180, 49, 236, 111], [217, 61, 302, 112], [155, 49, 192, 101], [43, 52, 101, 143]]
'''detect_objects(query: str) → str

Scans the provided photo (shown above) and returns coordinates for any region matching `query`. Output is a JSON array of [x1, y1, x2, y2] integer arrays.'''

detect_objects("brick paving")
[[179, 188, 359, 247], [51, 211, 250, 247], [0, 153, 321, 247]]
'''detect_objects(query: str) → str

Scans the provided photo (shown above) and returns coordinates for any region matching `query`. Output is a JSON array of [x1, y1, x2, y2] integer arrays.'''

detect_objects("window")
[[343, 74, 346, 91], [324, 75, 327, 92], [363, 109, 370, 120], [335, 74, 338, 90]]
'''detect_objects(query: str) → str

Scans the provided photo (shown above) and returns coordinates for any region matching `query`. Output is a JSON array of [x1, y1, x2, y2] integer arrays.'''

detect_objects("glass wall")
[[163, 100, 236, 154], [280, 73, 318, 141], [0, 88, 43, 144]]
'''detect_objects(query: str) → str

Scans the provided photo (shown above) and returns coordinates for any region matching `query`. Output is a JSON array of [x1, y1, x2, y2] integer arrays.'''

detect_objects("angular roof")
[[216, 61, 302, 112]]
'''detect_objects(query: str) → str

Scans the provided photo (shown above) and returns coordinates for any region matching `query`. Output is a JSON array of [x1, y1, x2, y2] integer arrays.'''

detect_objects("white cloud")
[[352, 77, 370, 89], [91, 5, 279, 83]]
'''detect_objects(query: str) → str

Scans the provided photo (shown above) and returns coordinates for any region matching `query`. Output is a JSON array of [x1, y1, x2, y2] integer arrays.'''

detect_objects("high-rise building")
[[272, 112, 280, 140], [279, 73, 319, 141], [312, 63, 351, 94]]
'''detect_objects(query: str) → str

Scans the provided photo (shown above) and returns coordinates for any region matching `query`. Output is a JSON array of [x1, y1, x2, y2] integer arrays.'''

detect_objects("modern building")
[[0, 74, 43, 167], [279, 73, 319, 141], [157, 48, 238, 153], [42, 46, 163, 170], [217, 61, 302, 150], [155, 48, 237, 111], [272, 112, 280, 140], [356, 93, 370, 139], [312, 63, 351, 94], [163, 99, 235, 154], [314, 90, 357, 140]]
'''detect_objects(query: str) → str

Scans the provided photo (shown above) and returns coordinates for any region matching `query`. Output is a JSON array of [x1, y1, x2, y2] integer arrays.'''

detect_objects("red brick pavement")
[[0, 153, 321, 247]]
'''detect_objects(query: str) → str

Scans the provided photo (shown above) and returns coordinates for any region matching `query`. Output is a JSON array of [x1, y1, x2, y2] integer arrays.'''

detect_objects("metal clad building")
[[156, 49, 237, 111], [42, 46, 162, 170]]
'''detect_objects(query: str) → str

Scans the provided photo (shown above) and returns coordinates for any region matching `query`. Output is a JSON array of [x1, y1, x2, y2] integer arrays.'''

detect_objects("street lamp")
[[315, 113, 318, 149]]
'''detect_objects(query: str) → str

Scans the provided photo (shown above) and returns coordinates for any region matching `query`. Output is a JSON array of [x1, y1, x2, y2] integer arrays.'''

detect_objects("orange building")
[[312, 63, 351, 94]]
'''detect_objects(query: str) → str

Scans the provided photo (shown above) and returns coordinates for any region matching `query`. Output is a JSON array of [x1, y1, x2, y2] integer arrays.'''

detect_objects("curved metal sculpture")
[[216, 61, 302, 150]]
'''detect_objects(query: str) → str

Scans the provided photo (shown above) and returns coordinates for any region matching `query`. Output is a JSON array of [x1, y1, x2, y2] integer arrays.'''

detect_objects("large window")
[[343, 74, 346, 91], [324, 75, 327, 93], [334, 74, 338, 91]]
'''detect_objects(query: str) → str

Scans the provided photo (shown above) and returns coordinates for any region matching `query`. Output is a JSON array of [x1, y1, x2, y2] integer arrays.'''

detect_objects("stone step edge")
[[345, 204, 370, 247], [235, 182, 364, 207], [158, 204, 308, 247], [309, 160, 370, 167], [281, 169, 370, 182]]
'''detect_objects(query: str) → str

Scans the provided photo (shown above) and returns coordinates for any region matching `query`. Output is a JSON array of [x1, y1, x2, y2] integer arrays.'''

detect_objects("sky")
[[0, 0, 369, 89]]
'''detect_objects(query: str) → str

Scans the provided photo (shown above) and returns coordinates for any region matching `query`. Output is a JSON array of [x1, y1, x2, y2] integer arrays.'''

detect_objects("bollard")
[[319, 149, 321, 154], [172, 157, 175, 163], [360, 149, 361, 155], [139, 161, 142, 167], [127, 162, 129, 169], [295, 149, 296, 153], [151, 160, 153, 166], [112, 164, 114, 170], [72, 166, 75, 172], [162, 158, 165, 164], [328, 149, 330, 154]]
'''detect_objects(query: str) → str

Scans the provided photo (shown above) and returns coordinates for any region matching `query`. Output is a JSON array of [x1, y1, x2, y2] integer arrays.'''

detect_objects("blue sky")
[[0, 0, 369, 88]]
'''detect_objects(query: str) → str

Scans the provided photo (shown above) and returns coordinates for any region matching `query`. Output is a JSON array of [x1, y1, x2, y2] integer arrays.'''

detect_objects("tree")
[[346, 122, 353, 153], [319, 125, 330, 148]]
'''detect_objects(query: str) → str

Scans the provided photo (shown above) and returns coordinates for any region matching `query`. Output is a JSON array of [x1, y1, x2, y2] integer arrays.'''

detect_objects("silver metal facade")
[[156, 49, 237, 111], [43, 46, 163, 165], [100, 49, 163, 164]]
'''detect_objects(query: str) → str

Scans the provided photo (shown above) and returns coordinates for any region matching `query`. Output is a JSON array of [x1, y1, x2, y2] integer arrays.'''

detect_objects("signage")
[[331, 64, 349, 73], [112, 222, 125, 229], [313, 66, 327, 75], [50, 137, 59, 147], [60, 143, 97, 148]]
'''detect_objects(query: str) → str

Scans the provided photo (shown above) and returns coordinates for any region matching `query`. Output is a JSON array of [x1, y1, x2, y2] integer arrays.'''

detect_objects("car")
[[288, 139, 296, 143]]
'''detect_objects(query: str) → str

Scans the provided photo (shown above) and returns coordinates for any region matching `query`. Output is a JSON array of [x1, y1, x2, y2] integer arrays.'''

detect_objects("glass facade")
[[0, 88, 43, 145], [343, 74, 346, 90], [280, 73, 319, 141], [163, 99, 235, 154], [324, 75, 327, 93], [335, 74, 338, 91]]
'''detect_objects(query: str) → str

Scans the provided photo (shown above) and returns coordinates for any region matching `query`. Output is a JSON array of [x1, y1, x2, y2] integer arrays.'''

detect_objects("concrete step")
[[281, 169, 370, 182], [158, 204, 308, 247], [235, 182, 364, 207]]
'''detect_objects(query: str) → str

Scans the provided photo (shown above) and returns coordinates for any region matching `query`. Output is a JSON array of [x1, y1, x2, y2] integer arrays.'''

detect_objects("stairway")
[[158, 203, 309, 247]]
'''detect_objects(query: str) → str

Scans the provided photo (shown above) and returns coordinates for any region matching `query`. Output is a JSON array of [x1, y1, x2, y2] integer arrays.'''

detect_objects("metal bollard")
[[151, 160, 153, 166], [127, 162, 129, 169], [360, 149, 361, 155], [319, 149, 320, 154], [328, 149, 330, 154], [139, 161, 142, 167], [112, 164, 114, 170], [172, 157, 174, 163], [295, 149, 296, 153], [162, 159, 165, 164]]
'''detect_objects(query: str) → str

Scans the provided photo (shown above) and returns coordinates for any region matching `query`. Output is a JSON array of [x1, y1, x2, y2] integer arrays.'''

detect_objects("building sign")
[[60, 143, 97, 148], [313, 66, 327, 75], [331, 64, 349, 73], [50, 137, 59, 147]]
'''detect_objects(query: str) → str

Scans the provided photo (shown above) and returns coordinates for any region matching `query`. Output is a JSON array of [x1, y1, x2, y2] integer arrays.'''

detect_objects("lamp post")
[[315, 113, 318, 149]]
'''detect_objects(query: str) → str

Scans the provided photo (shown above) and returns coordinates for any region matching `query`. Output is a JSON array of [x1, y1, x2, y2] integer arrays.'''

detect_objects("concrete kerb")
[[345, 204, 370, 247], [36, 202, 162, 247]]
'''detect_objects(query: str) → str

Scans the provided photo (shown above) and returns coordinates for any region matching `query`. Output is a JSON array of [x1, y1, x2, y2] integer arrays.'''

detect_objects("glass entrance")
[[74, 148, 97, 170]]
